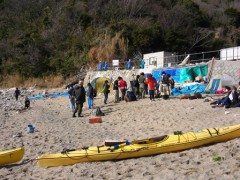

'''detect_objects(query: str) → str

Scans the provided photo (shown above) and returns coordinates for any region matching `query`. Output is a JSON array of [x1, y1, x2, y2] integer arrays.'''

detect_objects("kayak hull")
[[0, 147, 24, 165], [37, 125, 240, 167]]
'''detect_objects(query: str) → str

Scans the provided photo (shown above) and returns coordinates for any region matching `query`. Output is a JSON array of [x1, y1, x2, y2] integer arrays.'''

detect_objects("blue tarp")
[[172, 84, 206, 96], [28, 91, 69, 100], [152, 65, 208, 84], [152, 70, 163, 82]]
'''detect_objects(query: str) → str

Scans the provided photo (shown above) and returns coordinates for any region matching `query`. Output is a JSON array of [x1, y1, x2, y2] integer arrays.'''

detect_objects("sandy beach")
[[0, 89, 240, 179]]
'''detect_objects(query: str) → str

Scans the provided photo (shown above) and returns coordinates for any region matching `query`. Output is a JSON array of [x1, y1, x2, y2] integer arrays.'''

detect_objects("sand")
[[0, 89, 240, 180]]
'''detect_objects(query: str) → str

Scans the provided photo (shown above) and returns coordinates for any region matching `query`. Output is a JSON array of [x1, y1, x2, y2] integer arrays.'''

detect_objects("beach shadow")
[[0, 159, 34, 169], [103, 108, 120, 115], [102, 104, 116, 107]]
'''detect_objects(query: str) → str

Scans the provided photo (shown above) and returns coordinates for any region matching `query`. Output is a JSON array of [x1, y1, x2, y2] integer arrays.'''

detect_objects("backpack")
[[162, 95, 169, 100], [96, 107, 104, 116]]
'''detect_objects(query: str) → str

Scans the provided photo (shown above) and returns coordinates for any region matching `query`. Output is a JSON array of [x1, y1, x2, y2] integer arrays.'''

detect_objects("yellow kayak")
[[0, 147, 24, 165], [37, 124, 240, 167]]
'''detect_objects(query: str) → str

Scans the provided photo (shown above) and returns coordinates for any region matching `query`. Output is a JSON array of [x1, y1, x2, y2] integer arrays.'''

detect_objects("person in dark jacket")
[[103, 80, 110, 104], [14, 87, 21, 101], [87, 83, 94, 109], [113, 77, 120, 103], [73, 81, 86, 117], [212, 86, 239, 108], [24, 96, 30, 109], [134, 75, 140, 97]]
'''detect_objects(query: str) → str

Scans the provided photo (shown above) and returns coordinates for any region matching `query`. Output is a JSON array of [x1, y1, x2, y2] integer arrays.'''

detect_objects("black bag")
[[93, 89, 97, 97], [162, 95, 169, 100], [96, 107, 105, 116]]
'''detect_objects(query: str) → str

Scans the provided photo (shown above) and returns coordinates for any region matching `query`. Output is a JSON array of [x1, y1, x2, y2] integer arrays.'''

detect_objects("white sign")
[[112, 60, 119, 66]]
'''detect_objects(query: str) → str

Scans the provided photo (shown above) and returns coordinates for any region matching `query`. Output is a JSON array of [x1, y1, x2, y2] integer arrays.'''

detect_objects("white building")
[[220, 46, 240, 60], [143, 51, 176, 70]]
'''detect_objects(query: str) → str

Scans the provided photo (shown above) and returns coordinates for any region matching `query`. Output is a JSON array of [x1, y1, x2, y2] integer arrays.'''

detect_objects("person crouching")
[[25, 96, 30, 109]]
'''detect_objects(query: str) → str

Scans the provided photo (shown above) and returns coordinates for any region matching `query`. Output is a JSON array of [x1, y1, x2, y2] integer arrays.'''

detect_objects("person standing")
[[67, 85, 75, 112], [104, 61, 108, 71], [98, 61, 103, 71], [140, 59, 145, 69], [73, 81, 86, 117], [113, 77, 120, 103], [145, 74, 157, 101], [138, 72, 145, 99], [127, 59, 131, 69], [160, 72, 169, 95], [119, 77, 127, 101], [167, 74, 175, 95], [87, 83, 94, 109], [14, 87, 21, 101], [103, 80, 110, 104], [134, 75, 140, 97]]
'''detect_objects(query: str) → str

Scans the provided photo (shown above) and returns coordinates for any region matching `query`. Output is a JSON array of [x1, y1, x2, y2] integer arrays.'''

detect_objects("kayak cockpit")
[[132, 135, 168, 144]]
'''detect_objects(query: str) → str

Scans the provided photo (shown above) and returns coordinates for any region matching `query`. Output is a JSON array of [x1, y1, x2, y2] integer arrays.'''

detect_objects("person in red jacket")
[[145, 74, 157, 101], [118, 77, 127, 101]]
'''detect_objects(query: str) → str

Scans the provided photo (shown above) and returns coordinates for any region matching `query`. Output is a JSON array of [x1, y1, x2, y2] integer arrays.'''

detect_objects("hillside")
[[0, 0, 240, 82]]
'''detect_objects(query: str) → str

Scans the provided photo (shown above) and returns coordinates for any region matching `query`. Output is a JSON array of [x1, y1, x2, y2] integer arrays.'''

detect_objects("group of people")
[[113, 76, 128, 103], [133, 71, 175, 101], [98, 61, 109, 71], [14, 87, 30, 109], [111, 71, 175, 102], [67, 80, 111, 117]]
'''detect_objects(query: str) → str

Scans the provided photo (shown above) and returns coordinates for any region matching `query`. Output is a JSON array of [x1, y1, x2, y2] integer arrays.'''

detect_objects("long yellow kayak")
[[37, 124, 240, 167], [0, 147, 24, 165]]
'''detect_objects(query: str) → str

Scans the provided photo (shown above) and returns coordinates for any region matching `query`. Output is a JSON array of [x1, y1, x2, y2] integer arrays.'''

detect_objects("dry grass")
[[0, 74, 65, 89], [88, 32, 127, 66]]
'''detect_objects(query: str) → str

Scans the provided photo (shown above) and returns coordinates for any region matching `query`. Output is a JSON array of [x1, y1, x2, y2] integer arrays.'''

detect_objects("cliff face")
[[0, 0, 240, 80]]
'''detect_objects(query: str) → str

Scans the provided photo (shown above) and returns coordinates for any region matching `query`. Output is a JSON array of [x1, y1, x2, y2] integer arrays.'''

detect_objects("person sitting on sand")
[[237, 81, 240, 93], [211, 86, 239, 108], [24, 96, 30, 109], [73, 81, 86, 117], [14, 87, 21, 101], [124, 88, 137, 102]]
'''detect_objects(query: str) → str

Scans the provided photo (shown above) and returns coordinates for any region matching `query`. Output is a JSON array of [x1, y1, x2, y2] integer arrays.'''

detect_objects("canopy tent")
[[91, 77, 113, 94], [205, 74, 238, 94]]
